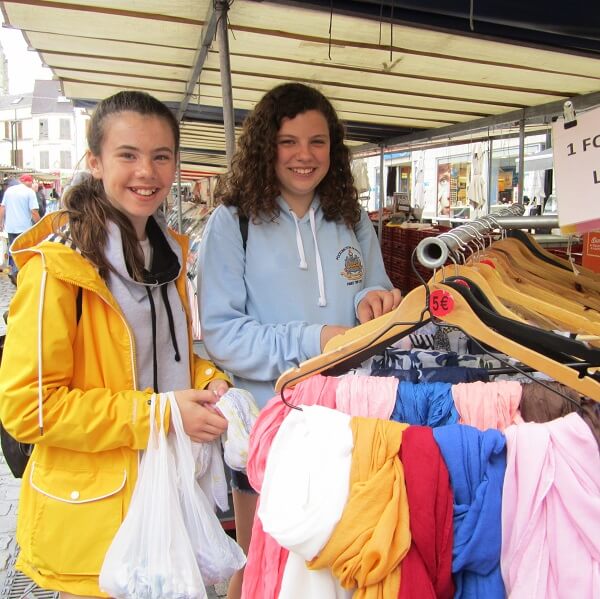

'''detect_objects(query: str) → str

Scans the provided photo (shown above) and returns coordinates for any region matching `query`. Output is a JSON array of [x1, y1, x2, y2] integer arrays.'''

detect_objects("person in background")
[[33, 179, 47, 217], [0, 174, 40, 285], [0, 91, 231, 598], [198, 82, 401, 599]]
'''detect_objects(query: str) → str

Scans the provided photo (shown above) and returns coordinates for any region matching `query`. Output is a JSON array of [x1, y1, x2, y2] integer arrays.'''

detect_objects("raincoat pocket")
[[29, 461, 127, 575]]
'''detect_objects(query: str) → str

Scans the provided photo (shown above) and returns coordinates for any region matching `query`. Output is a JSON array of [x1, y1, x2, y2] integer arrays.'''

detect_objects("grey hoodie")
[[105, 213, 191, 393]]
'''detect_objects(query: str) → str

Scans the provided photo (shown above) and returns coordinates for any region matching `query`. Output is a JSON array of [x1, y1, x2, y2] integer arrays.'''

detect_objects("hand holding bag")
[[99, 393, 207, 599]]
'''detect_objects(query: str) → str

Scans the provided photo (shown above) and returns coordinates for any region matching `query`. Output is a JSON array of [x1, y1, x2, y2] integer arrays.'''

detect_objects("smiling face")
[[87, 111, 176, 239], [274, 109, 330, 215]]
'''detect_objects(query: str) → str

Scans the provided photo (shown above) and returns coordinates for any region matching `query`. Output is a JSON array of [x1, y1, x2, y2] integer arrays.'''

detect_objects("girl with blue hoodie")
[[198, 82, 401, 598]]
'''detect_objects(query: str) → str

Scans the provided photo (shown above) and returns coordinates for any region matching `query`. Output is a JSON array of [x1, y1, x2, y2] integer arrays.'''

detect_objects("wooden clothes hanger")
[[485, 243, 600, 307], [447, 223, 600, 309], [430, 266, 567, 331], [430, 282, 600, 402], [478, 247, 600, 311], [275, 285, 430, 393], [473, 260, 600, 326], [275, 281, 600, 403], [491, 237, 600, 296], [509, 229, 599, 279], [430, 266, 527, 323]]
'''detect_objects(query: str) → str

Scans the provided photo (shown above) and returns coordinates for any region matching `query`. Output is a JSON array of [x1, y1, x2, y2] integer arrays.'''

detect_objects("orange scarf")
[[309, 417, 411, 598]]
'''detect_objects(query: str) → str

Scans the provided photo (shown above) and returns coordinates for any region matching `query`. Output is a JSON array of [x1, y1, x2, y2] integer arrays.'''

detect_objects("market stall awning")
[[2, 0, 599, 174]]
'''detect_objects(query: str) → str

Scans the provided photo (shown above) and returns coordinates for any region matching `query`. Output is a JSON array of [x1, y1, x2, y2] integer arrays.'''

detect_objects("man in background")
[[0, 174, 40, 285]]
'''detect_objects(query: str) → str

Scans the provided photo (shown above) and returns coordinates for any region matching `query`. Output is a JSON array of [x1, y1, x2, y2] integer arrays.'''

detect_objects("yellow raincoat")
[[0, 213, 229, 596]]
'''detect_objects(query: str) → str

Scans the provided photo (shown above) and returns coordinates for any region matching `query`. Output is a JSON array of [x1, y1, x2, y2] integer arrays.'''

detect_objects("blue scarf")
[[391, 382, 459, 427], [433, 424, 507, 599]]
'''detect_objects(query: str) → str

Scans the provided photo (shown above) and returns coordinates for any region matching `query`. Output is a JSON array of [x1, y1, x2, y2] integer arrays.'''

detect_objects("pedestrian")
[[0, 90, 231, 598], [33, 179, 47, 217], [0, 173, 40, 285], [197, 82, 402, 598]]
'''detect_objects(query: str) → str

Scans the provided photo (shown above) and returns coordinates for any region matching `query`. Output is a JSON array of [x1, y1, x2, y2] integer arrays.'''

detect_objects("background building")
[[0, 79, 88, 188]]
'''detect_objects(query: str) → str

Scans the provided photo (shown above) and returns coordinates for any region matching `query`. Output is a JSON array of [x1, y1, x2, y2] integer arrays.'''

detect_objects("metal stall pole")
[[216, 0, 236, 168], [378, 145, 385, 245], [517, 115, 525, 205], [177, 157, 183, 233], [487, 137, 493, 212]]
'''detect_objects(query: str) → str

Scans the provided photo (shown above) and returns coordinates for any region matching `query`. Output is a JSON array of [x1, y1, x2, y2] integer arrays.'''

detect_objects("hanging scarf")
[[309, 417, 411, 599]]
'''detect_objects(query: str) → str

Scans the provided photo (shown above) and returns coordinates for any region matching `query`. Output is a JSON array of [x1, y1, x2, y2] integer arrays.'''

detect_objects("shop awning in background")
[[2, 0, 599, 174]]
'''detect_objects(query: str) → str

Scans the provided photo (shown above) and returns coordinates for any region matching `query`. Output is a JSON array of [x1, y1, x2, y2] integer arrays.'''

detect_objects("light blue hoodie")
[[197, 196, 392, 408]]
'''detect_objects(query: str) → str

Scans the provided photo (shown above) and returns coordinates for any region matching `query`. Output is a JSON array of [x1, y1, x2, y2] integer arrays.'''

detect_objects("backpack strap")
[[238, 214, 249, 252]]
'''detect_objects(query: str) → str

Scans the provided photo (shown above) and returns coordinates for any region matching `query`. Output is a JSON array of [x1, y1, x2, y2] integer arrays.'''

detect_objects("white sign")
[[552, 105, 600, 233]]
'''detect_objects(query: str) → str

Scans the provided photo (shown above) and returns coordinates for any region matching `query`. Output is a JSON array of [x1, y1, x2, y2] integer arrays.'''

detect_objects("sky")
[[0, 21, 52, 94]]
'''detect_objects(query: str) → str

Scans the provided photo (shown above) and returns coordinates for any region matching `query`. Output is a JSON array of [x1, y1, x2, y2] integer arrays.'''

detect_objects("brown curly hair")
[[215, 83, 360, 227]]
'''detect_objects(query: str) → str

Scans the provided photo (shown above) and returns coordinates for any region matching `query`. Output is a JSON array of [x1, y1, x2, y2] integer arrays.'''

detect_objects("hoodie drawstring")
[[160, 284, 181, 362], [290, 206, 327, 307], [309, 207, 327, 307], [291, 211, 308, 270], [146, 285, 181, 394]]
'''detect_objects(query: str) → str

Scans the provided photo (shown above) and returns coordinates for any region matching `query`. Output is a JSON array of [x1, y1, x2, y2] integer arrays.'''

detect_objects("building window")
[[59, 118, 71, 140], [3, 121, 9, 139], [60, 150, 72, 169], [40, 150, 49, 169], [39, 119, 48, 140]]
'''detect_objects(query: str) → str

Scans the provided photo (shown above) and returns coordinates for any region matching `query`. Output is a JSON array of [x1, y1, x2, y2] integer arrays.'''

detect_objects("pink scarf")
[[453, 381, 524, 431], [242, 375, 340, 599], [335, 374, 398, 419], [502, 414, 600, 598]]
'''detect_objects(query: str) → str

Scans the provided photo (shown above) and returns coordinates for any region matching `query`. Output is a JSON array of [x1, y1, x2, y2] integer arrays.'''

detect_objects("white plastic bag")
[[168, 392, 246, 585], [99, 393, 207, 599]]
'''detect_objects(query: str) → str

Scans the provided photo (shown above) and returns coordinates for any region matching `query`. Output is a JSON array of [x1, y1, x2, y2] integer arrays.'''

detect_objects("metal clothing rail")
[[415, 206, 560, 269]]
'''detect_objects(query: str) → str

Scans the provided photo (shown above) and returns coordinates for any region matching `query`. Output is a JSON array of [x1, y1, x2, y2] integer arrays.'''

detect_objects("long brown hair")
[[58, 91, 179, 280], [215, 83, 360, 227]]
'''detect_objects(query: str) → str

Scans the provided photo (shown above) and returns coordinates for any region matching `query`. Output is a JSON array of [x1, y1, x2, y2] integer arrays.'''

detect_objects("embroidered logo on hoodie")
[[337, 246, 364, 284]]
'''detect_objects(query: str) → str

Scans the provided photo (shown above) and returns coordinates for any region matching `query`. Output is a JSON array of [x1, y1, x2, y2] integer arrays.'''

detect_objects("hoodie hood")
[[105, 211, 182, 296]]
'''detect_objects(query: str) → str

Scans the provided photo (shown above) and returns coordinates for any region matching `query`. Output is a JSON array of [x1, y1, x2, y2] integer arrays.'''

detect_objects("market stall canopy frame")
[[2, 0, 599, 174]]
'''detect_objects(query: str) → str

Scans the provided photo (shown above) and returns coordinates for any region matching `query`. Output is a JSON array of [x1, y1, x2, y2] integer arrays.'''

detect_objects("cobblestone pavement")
[[0, 271, 227, 597]]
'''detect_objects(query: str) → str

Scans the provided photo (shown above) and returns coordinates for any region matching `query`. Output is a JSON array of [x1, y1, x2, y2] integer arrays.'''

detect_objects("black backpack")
[[0, 287, 82, 478]]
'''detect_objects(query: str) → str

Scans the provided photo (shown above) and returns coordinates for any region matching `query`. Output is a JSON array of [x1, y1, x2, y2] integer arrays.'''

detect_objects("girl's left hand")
[[207, 378, 230, 399], [357, 288, 402, 323]]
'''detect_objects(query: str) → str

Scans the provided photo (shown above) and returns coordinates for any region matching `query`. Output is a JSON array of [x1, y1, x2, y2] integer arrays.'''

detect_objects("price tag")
[[429, 289, 454, 316]]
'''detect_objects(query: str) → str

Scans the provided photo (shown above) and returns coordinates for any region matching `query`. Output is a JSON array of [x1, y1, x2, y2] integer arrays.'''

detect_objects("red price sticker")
[[429, 290, 454, 316]]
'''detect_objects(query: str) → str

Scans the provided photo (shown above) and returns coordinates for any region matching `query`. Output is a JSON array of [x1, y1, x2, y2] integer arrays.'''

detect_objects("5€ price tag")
[[429, 289, 454, 316]]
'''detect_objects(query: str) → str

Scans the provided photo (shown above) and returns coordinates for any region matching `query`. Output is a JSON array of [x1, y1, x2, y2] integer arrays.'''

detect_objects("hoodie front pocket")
[[29, 461, 127, 576]]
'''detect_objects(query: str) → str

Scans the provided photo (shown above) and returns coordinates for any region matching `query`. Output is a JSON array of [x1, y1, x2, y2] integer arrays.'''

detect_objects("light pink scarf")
[[453, 381, 524, 431], [502, 413, 600, 599], [335, 374, 398, 419]]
